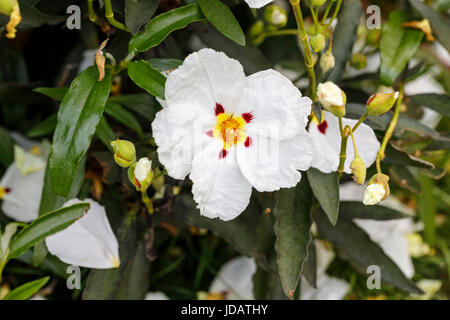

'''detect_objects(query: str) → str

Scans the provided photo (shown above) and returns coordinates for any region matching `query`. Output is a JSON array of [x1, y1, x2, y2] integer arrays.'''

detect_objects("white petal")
[[209, 256, 256, 300], [145, 292, 169, 300], [151, 103, 215, 180], [46, 198, 120, 269], [308, 112, 379, 173], [315, 240, 336, 276], [244, 0, 273, 9], [300, 274, 350, 300], [189, 142, 252, 221], [14, 145, 46, 175], [236, 131, 314, 192], [236, 69, 311, 140], [165, 48, 247, 115], [1, 163, 43, 222]]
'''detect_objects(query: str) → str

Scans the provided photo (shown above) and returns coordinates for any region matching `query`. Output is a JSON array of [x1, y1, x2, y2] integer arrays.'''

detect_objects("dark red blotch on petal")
[[242, 112, 254, 123], [214, 103, 225, 116], [318, 120, 328, 135], [4, 188, 11, 193], [244, 137, 252, 148], [219, 149, 228, 159], [206, 130, 214, 137]]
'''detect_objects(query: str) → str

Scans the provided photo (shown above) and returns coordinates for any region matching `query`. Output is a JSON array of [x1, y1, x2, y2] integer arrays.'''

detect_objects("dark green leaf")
[[95, 117, 116, 151], [148, 58, 183, 71], [27, 113, 57, 138], [129, 3, 204, 53], [104, 102, 144, 137], [307, 168, 339, 225], [0, 126, 14, 167], [253, 267, 288, 300], [302, 241, 317, 288], [2, 276, 49, 300], [380, 10, 424, 86], [49, 67, 111, 196], [32, 240, 48, 267], [128, 60, 166, 99], [197, 0, 245, 46], [273, 179, 313, 299], [33, 87, 68, 101], [418, 175, 436, 245], [19, 3, 65, 29], [408, 94, 450, 117], [312, 101, 322, 123], [8, 203, 89, 259], [339, 201, 409, 220], [125, 0, 159, 34], [383, 143, 434, 168], [389, 166, 422, 194], [109, 94, 157, 121], [314, 210, 423, 294]]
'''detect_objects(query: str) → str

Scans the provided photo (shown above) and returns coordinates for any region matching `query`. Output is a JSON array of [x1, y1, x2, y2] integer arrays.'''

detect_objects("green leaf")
[[314, 210, 423, 294], [327, 0, 362, 82], [125, 0, 159, 34], [273, 179, 313, 299], [19, 2, 65, 29], [383, 143, 434, 169], [0, 126, 14, 167], [32, 240, 48, 267], [8, 202, 89, 259], [95, 116, 116, 151], [148, 58, 182, 71], [418, 175, 436, 245], [128, 60, 166, 99], [389, 166, 422, 194], [27, 113, 57, 138], [380, 10, 424, 86], [33, 87, 68, 101], [49, 67, 111, 196], [2, 276, 49, 300], [339, 201, 409, 220], [109, 94, 157, 121], [302, 241, 317, 288], [104, 102, 144, 137], [197, 0, 245, 46], [307, 168, 339, 225], [129, 3, 204, 53], [253, 267, 288, 300], [408, 0, 450, 52], [408, 94, 450, 117]]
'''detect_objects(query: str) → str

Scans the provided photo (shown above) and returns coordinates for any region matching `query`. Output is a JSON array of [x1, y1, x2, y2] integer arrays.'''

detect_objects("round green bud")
[[320, 51, 335, 73], [310, 33, 326, 52], [366, 29, 381, 47], [248, 20, 264, 39], [312, 0, 327, 6], [111, 139, 136, 168], [264, 5, 287, 29], [366, 92, 399, 116], [350, 157, 366, 185], [350, 53, 367, 70]]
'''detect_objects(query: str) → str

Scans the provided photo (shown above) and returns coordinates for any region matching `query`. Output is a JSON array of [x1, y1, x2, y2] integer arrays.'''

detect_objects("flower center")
[[0, 186, 11, 199]]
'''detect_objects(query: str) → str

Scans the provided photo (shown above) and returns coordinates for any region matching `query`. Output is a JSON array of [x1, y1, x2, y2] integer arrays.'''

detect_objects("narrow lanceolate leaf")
[[49, 67, 111, 196], [33, 87, 68, 101], [128, 60, 166, 99], [273, 179, 313, 299], [389, 166, 422, 194], [380, 10, 424, 86], [197, 0, 245, 46], [27, 113, 57, 138], [104, 102, 144, 137], [8, 202, 89, 259], [408, 0, 450, 52], [0, 126, 14, 167], [339, 201, 409, 220], [129, 3, 204, 53], [314, 210, 423, 294], [125, 0, 159, 34], [408, 94, 450, 117], [148, 58, 183, 72], [307, 168, 339, 225], [2, 277, 49, 300], [95, 116, 116, 151]]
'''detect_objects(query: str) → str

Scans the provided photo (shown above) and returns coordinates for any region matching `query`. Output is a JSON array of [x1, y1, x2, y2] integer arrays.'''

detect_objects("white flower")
[[45, 198, 120, 269], [363, 183, 386, 205], [209, 256, 256, 300], [411, 279, 442, 300], [0, 143, 47, 223], [245, 0, 273, 9], [406, 233, 431, 258], [152, 48, 314, 221], [145, 291, 169, 300], [134, 157, 152, 183], [308, 111, 379, 174]]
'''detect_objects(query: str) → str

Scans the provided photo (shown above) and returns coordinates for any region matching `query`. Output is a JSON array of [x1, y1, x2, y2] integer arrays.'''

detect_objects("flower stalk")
[[104, 0, 128, 31]]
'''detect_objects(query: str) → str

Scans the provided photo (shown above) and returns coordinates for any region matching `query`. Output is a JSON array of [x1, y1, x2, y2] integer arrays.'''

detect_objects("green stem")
[[290, 0, 317, 100], [262, 29, 300, 37], [87, 0, 102, 26], [347, 126, 360, 158], [337, 116, 348, 178], [141, 190, 154, 214], [376, 84, 404, 173], [321, 1, 334, 23], [104, 0, 129, 32], [309, 5, 319, 34], [326, 0, 342, 28], [352, 111, 368, 132]]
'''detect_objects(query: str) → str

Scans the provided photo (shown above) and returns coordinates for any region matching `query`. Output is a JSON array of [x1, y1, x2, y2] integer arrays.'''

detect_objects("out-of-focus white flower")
[[406, 233, 431, 258], [363, 183, 386, 205], [244, 0, 273, 9], [45, 198, 120, 269], [152, 48, 314, 221], [145, 291, 169, 300], [78, 49, 98, 72], [308, 111, 379, 174], [411, 279, 442, 300]]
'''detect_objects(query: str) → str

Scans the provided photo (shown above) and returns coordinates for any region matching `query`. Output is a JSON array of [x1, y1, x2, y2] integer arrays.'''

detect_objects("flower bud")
[[111, 139, 136, 168], [320, 51, 335, 73], [350, 53, 367, 70], [248, 20, 265, 45], [264, 5, 287, 29], [311, 0, 327, 6], [0, 0, 16, 14], [317, 81, 346, 117], [366, 29, 381, 47], [350, 157, 366, 185], [129, 157, 153, 191], [310, 33, 326, 52], [366, 91, 399, 116], [363, 173, 390, 205]]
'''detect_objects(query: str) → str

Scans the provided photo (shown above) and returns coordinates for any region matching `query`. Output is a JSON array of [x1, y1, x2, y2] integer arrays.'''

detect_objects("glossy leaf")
[[27, 113, 57, 138], [104, 102, 144, 137], [148, 58, 182, 71], [95, 116, 116, 151], [125, 0, 159, 34], [108, 94, 157, 121], [273, 179, 313, 299], [307, 168, 339, 225], [33, 87, 68, 101], [197, 0, 245, 46], [129, 3, 204, 53], [8, 202, 89, 259], [49, 67, 111, 196], [380, 10, 424, 86], [2, 276, 49, 300], [128, 60, 166, 99]]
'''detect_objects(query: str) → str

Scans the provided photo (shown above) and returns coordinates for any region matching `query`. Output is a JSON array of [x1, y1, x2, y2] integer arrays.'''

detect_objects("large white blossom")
[[152, 48, 314, 221], [46, 198, 120, 269], [244, 0, 273, 9], [308, 111, 380, 174]]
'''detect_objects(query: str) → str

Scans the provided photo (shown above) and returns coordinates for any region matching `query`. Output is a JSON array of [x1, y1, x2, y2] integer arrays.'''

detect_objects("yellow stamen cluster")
[[214, 113, 247, 150]]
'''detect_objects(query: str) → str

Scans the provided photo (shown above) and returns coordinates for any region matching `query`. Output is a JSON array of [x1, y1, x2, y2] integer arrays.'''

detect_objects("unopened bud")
[[248, 20, 265, 45], [320, 51, 335, 73], [350, 53, 367, 70], [264, 5, 287, 28], [366, 92, 399, 116], [363, 173, 390, 205], [0, 0, 16, 14], [311, 0, 327, 6], [111, 139, 136, 168], [317, 81, 346, 117], [129, 157, 153, 191], [350, 157, 366, 185], [310, 33, 326, 52], [366, 29, 381, 47]]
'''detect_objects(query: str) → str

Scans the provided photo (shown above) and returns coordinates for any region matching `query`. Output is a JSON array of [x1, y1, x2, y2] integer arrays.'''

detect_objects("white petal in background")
[[244, 0, 273, 9], [145, 291, 170, 300], [46, 198, 120, 269]]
